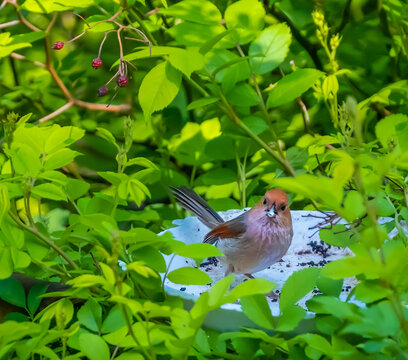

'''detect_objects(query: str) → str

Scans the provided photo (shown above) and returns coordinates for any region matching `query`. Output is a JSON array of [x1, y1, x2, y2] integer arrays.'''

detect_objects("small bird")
[[170, 186, 293, 278]]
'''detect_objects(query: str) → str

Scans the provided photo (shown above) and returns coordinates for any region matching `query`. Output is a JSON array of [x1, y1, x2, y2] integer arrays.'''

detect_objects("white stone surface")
[[160, 210, 376, 317]]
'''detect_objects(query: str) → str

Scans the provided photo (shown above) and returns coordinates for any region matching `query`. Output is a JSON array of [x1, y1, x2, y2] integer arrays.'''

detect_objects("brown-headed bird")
[[170, 186, 293, 278]]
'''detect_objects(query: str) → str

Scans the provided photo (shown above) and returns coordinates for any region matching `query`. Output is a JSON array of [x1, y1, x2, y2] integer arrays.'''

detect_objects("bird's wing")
[[204, 212, 247, 244]]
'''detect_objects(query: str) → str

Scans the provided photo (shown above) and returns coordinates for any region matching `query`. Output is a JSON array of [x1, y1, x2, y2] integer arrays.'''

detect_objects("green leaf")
[[208, 275, 234, 307], [276, 305, 306, 332], [125, 157, 158, 169], [31, 183, 67, 201], [240, 294, 274, 329], [175, 243, 223, 258], [319, 225, 357, 248], [0, 248, 13, 279], [0, 277, 26, 308], [280, 267, 320, 311], [10, 144, 42, 177], [96, 127, 118, 148], [128, 178, 151, 206], [167, 267, 212, 285], [169, 22, 233, 47], [267, 69, 324, 107], [228, 278, 275, 300], [226, 83, 259, 107], [98, 171, 128, 186], [199, 29, 237, 54], [27, 283, 49, 317], [12, 32, 46, 44], [78, 300, 102, 332], [21, 0, 94, 13], [249, 24, 291, 75], [139, 61, 182, 121], [44, 149, 79, 170], [224, 0, 265, 44], [65, 178, 90, 200], [168, 49, 205, 78], [163, 0, 222, 25], [0, 33, 32, 58], [292, 333, 333, 357], [79, 333, 110, 360], [343, 190, 365, 221], [0, 184, 10, 226], [186, 97, 219, 111]]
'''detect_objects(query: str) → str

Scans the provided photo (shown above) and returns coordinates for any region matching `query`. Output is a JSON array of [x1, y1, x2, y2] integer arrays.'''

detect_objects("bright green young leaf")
[[139, 61, 182, 121], [96, 127, 118, 148], [125, 157, 158, 169], [128, 178, 151, 206], [292, 333, 333, 357], [279, 267, 320, 312], [169, 22, 233, 47], [187, 97, 219, 111], [0, 184, 10, 226], [0, 33, 32, 58], [163, 0, 222, 25], [10, 144, 42, 177], [44, 149, 79, 170], [249, 24, 291, 75], [175, 243, 223, 259], [167, 267, 212, 285], [208, 275, 234, 307], [78, 300, 103, 332], [79, 333, 110, 360], [0, 248, 13, 279], [224, 0, 265, 44], [21, 0, 94, 13], [343, 190, 365, 221], [276, 305, 306, 332], [228, 278, 275, 300], [319, 225, 357, 248], [267, 68, 324, 107], [31, 183, 67, 201], [240, 294, 274, 329], [168, 49, 205, 78]]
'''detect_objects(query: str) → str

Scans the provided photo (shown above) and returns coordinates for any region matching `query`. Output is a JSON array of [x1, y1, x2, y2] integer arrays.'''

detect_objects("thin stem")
[[0, 20, 20, 29], [45, 13, 57, 33], [10, 52, 46, 68], [8, 210, 79, 270], [38, 102, 73, 123], [129, 8, 158, 46]]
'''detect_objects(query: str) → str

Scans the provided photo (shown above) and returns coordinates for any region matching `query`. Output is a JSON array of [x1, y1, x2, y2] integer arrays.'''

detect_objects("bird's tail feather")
[[170, 186, 224, 229]]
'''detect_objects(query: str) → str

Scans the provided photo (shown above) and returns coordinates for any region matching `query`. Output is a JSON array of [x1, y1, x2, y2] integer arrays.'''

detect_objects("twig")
[[0, 19, 20, 29], [38, 102, 73, 123]]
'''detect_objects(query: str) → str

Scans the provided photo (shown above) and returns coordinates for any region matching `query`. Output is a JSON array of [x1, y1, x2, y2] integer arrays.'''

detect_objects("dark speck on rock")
[[279, 259, 285, 262], [286, 264, 290, 268], [180, 287, 186, 291], [280, 270, 283, 273], [271, 299, 278, 302], [275, 290, 280, 294]]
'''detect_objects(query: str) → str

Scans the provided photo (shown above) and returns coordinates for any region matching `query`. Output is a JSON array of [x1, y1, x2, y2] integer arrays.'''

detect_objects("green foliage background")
[[0, 0, 408, 358]]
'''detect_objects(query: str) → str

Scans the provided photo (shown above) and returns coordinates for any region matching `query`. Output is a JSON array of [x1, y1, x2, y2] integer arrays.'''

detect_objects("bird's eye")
[[281, 205, 286, 211], [263, 198, 267, 205]]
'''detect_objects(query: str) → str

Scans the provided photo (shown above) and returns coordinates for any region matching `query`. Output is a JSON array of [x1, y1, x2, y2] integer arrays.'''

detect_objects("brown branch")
[[38, 102, 73, 123], [0, 19, 20, 29], [74, 99, 131, 112], [10, 52, 46, 68]]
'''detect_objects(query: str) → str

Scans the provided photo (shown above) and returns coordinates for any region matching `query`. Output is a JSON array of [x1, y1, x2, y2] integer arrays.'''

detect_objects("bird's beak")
[[266, 208, 276, 218]]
